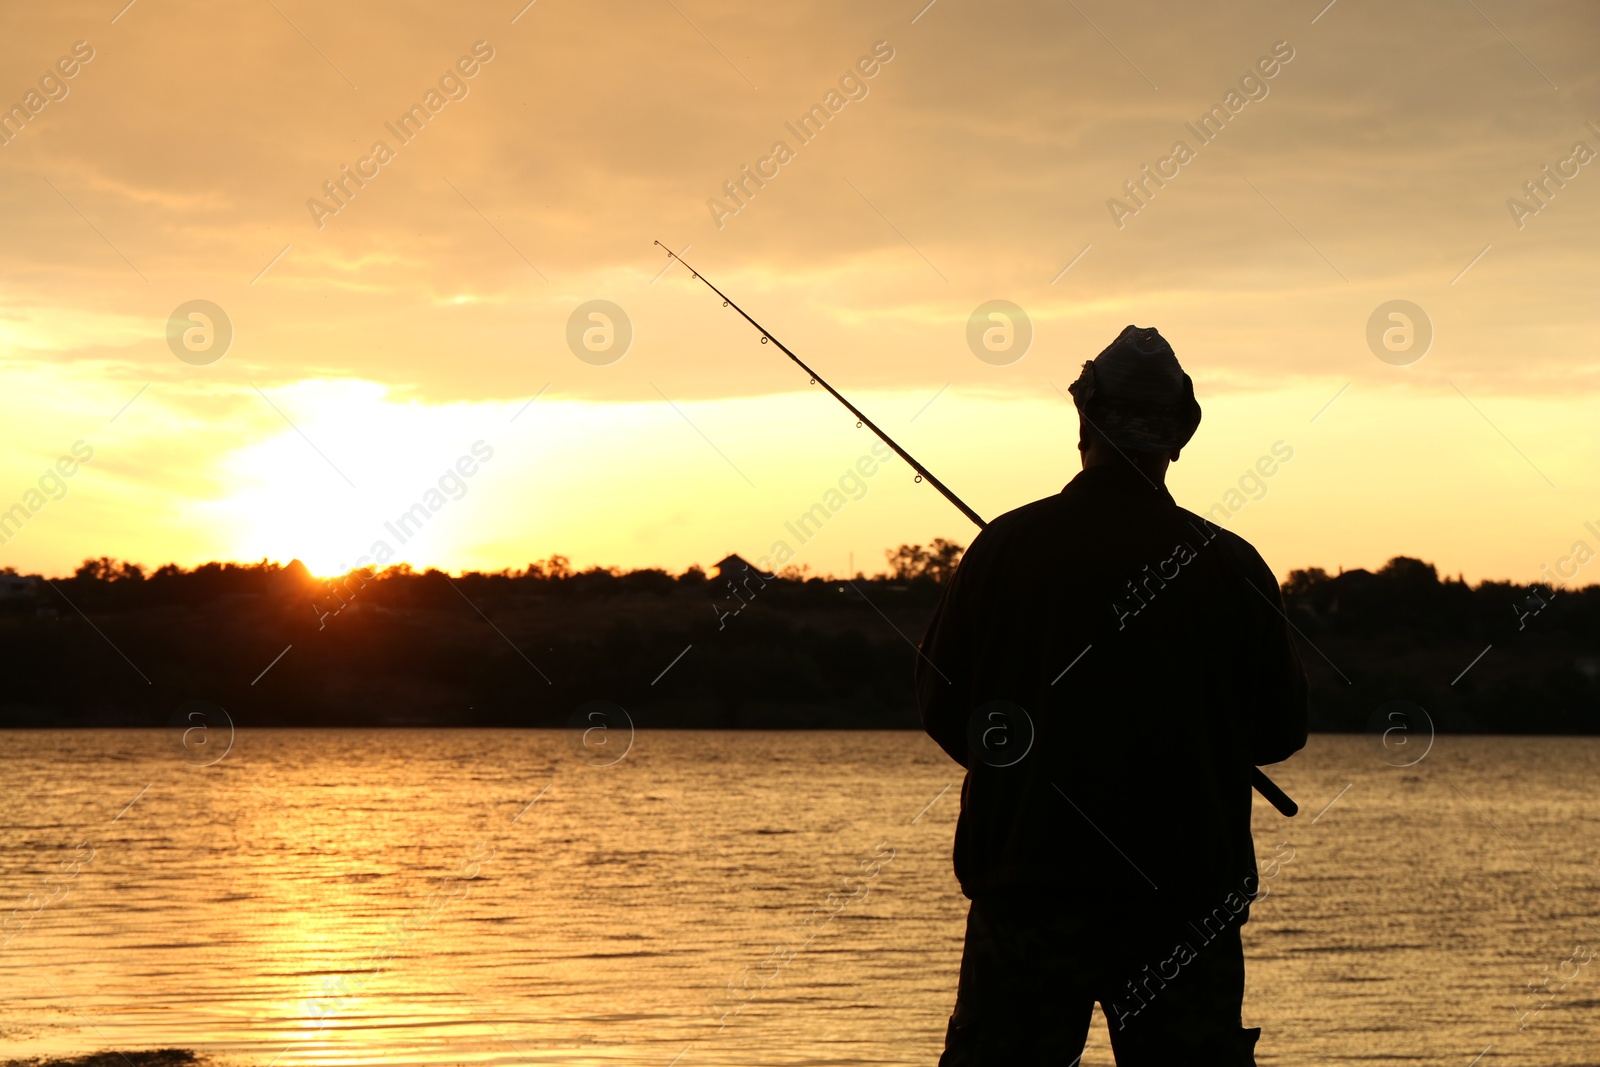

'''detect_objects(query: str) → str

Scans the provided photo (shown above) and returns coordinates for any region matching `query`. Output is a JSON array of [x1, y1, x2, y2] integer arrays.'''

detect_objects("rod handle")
[[1251, 767, 1297, 817]]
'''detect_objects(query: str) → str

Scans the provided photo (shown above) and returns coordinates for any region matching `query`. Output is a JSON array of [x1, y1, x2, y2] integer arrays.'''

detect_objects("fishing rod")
[[652, 241, 984, 527], [652, 240, 1298, 818]]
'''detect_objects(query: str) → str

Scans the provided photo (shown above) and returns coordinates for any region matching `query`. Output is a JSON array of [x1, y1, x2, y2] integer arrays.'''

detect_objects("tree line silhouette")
[[0, 548, 1595, 732]]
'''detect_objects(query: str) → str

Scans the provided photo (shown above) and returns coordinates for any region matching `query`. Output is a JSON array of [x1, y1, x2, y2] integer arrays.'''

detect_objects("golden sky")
[[1, 0, 1596, 582]]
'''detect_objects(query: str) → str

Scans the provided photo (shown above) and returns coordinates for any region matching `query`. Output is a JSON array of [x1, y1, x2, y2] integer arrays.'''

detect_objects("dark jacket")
[[916, 463, 1309, 916]]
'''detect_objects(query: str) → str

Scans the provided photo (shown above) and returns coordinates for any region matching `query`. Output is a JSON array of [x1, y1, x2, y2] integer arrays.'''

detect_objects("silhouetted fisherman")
[[917, 325, 1309, 1065]]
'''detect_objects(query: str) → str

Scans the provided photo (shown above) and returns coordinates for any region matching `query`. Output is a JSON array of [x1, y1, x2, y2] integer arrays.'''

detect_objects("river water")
[[0, 730, 1596, 1066]]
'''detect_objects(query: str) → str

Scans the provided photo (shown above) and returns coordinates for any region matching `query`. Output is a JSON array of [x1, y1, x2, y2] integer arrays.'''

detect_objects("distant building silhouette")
[[0, 574, 39, 599], [713, 554, 758, 581]]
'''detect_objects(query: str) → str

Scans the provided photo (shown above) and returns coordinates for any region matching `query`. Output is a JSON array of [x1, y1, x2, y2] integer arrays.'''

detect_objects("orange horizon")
[[15, 546, 1592, 593]]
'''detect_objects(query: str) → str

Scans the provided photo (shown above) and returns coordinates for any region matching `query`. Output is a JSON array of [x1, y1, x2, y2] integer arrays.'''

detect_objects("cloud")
[[1, 0, 1596, 578], [0, 1, 1590, 398]]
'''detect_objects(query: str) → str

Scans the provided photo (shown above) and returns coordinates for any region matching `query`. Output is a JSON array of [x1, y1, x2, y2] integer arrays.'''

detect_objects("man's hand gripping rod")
[[653, 240, 1298, 817]]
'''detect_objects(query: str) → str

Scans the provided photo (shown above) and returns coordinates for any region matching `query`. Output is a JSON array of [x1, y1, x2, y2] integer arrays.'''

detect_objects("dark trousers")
[[938, 892, 1260, 1066]]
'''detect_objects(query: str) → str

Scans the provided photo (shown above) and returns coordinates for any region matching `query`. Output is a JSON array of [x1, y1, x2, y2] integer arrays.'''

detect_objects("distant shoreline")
[[2, 554, 1595, 735]]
